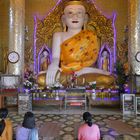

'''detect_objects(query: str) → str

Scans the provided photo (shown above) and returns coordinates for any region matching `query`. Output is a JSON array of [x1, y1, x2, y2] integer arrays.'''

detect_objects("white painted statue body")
[[46, 4, 111, 86]]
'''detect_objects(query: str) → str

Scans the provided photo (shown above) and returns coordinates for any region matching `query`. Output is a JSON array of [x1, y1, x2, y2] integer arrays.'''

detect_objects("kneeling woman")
[[16, 112, 38, 140], [78, 112, 100, 140]]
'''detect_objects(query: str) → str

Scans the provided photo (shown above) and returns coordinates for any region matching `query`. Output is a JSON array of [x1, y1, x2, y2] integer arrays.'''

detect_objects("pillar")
[[128, 0, 140, 92], [8, 0, 25, 75]]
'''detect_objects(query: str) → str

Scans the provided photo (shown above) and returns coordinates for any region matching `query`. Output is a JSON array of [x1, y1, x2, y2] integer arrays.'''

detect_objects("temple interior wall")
[[0, 0, 128, 73], [0, 0, 9, 72]]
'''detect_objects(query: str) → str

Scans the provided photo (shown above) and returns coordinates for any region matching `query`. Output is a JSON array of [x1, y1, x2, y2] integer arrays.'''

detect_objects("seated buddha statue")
[[39, 49, 50, 72], [101, 50, 110, 71], [37, 0, 115, 88]]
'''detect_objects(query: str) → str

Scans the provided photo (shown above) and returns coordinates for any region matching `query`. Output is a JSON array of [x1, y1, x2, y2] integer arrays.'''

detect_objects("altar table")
[[33, 97, 64, 110]]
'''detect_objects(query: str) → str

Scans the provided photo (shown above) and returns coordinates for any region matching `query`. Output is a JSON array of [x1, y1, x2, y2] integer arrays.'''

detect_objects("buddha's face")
[[42, 50, 48, 57], [64, 5, 86, 29], [102, 51, 108, 57]]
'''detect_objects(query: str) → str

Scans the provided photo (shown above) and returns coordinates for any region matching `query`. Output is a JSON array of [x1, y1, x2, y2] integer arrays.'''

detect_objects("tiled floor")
[[9, 107, 140, 140]]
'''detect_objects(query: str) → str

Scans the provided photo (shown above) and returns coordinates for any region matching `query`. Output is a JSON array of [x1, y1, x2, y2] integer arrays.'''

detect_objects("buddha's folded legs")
[[37, 72, 115, 88], [59, 73, 115, 88]]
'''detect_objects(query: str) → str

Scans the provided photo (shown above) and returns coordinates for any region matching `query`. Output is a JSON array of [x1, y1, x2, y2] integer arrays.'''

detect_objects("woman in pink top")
[[78, 112, 100, 140]]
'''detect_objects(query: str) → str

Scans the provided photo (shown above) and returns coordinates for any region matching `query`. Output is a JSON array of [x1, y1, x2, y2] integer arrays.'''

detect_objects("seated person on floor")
[[16, 111, 38, 140], [37, 0, 115, 88], [0, 108, 13, 140], [78, 112, 100, 140]]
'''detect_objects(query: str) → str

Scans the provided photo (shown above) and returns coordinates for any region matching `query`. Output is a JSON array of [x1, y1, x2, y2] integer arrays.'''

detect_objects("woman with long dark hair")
[[16, 111, 38, 140], [78, 112, 100, 140], [0, 108, 13, 140]]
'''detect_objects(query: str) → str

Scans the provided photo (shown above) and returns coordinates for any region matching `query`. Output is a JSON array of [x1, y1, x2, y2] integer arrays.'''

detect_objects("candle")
[[83, 78, 85, 85]]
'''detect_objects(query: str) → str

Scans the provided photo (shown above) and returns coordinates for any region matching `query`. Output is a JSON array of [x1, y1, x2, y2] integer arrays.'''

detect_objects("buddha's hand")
[[75, 67, 111, 76], [46, 63, 59, 86]]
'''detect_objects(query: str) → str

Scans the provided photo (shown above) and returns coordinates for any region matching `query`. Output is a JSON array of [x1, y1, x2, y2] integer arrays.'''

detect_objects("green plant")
[[115, 60, 127, 92]]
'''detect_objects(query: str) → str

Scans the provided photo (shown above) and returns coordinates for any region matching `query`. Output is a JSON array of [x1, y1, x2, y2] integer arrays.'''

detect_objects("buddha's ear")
[[84, 13, 89, 24], [61, 15, 66, 32], [61, 15, 65, 24]]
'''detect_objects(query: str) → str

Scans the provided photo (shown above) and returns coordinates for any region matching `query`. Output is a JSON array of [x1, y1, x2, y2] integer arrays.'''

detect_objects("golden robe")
[[102, 58, 109, 71], [40, 58, 49, 71], [60, 30, 99, 73]]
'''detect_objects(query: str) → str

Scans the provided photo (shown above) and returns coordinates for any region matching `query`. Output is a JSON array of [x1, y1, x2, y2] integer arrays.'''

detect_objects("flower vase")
[[91, 89, 96, 100], [25, 89, 29, 94], [71, 82, 74, 88], [55, 90, 59, 100]]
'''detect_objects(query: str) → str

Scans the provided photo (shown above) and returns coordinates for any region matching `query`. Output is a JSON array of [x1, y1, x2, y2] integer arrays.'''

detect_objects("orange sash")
[[60, 30, 99, 73]]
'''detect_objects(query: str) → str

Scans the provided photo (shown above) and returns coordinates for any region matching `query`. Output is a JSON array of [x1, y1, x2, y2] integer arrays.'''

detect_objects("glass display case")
[[122, 94, 135, 115], [136, 96, 140, 115], [65, 88, 87, 110], [0, 74, 20, 92], [0, 74, 20, 107]]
